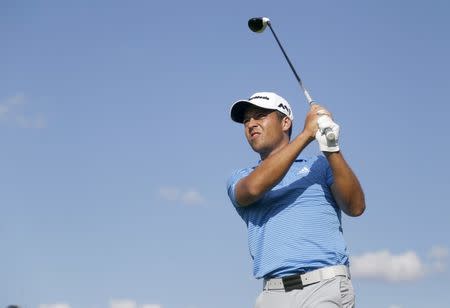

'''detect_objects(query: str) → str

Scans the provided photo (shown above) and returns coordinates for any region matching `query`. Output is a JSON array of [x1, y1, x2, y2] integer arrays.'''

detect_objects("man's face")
[[243, 106, 288, 157]]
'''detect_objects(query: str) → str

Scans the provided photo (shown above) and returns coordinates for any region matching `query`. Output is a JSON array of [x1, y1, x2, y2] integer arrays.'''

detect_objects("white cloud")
[[350, 250, 425, 282], [429, 245, 449, 259], [351, 246, 449, 282], [0, 93, 46, 128], [39, 304, 71, 308], [38, 300, 163, 308], [110, 299, 137, 308], [181, 189, 205, 205], [109, 300, 162, 308], [16, 113, 47, 129], [429, 245, 449, 273], [389, 305, 402, 308], [0, 93, 25, 118], [2, 92, 25, 106], [159, 187, 206, 206]]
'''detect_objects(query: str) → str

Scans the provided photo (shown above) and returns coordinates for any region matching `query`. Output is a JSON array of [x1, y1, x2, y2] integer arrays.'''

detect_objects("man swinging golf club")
[[227, 92, 365, 307], [227, 17, 366, 307]]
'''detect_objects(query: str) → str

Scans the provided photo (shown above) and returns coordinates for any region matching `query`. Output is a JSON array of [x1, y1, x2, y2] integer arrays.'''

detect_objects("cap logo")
[[249, 96, 270, 101], [278, 103, 291, 115]]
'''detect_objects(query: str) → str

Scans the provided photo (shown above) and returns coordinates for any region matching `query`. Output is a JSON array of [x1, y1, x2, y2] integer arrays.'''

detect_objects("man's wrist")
[[324, 151, 341, 157], [298, 130, 316, 143], [319, 145, 340, 153]]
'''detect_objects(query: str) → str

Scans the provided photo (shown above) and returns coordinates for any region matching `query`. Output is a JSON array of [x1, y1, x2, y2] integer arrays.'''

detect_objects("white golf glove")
[[315, 115, 340, 152]]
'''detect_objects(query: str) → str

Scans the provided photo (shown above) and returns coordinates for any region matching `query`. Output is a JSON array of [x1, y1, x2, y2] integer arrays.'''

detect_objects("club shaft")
[[267, 22, 314, 105], [260, 18, 335, 141]]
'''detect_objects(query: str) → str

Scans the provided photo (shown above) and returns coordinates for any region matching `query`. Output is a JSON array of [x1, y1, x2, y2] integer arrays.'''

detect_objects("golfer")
[[227, 92, 365, 307]]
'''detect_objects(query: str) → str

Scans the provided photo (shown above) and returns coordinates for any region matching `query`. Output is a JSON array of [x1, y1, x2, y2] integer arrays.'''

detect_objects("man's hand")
[[316, 114, 340, 152], [302, 104, 322, 140]]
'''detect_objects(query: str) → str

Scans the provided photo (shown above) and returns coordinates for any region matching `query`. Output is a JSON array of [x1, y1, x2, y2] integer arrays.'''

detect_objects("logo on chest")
[[297, 166, 310, 176]]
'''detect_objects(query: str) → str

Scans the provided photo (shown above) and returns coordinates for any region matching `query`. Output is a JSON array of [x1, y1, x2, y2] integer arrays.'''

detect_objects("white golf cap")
[[230, 92, 294, 123]]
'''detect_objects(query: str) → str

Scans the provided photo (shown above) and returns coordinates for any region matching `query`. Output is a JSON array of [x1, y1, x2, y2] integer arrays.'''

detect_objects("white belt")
[[263, 265, 351, 291]]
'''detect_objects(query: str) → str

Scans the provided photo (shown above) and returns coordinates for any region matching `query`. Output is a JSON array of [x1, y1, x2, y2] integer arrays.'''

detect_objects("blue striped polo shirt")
[[227, 155, 349, 279]]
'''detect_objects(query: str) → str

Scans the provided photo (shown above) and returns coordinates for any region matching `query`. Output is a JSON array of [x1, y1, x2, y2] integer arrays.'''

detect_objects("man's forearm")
[[236, 132, 313, 206], [326, 152, 365, 216]]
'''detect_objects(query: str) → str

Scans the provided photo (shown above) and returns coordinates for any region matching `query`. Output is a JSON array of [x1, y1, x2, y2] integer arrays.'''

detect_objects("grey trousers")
[[254, 276, 355, 308]]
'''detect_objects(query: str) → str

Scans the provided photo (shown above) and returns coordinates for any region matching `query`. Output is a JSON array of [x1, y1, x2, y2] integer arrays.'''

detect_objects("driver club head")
[[248, 17, 270, 33]]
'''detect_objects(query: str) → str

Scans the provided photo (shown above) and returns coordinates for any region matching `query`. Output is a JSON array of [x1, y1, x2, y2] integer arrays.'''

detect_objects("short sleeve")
[[226, 168, 252, 208]]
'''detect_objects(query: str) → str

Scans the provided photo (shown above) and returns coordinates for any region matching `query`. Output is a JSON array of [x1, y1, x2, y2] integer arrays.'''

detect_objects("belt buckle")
[[282, 274, 303, 292]]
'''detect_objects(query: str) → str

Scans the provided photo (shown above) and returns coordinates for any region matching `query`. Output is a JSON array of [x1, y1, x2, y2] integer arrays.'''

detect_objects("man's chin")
[[249, 143, 267, 155]]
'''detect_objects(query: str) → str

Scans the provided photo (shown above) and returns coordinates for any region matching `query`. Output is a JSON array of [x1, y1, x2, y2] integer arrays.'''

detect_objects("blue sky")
[[1, 1, 449, 308]]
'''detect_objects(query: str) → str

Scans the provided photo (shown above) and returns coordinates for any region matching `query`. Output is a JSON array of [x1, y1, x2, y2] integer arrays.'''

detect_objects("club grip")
[[317, 114, 336, 141], [310, 103, 336, 141]]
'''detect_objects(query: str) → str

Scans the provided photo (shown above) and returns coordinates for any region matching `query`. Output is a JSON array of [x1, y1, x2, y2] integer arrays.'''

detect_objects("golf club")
[[248, 17, 336, 141]]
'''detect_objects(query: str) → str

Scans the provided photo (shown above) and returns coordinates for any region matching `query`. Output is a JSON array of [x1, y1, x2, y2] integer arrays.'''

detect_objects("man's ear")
[[282, 116, 292, 132]]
